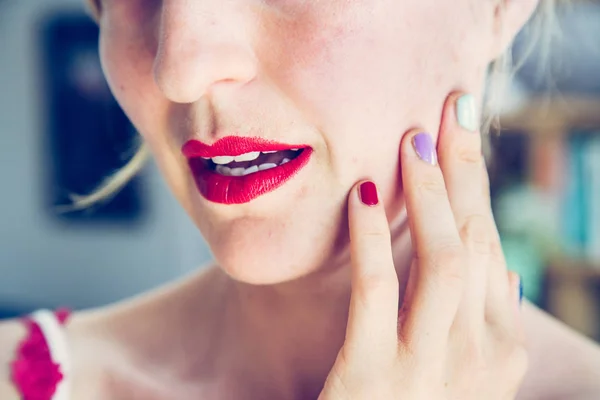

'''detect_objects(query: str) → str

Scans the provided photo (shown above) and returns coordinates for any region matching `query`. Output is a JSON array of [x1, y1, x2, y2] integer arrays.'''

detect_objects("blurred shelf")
[[544, 257, 600, 341], [547, 258, 600, 280], [499, 96, 600, 134]]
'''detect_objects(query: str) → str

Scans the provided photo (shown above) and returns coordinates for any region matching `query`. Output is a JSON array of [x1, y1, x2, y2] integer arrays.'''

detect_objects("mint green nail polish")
[[456, 94, 479, 132]]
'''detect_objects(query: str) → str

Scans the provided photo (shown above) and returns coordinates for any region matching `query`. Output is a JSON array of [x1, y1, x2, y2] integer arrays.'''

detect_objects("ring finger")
[[436, 93, 511, 328]]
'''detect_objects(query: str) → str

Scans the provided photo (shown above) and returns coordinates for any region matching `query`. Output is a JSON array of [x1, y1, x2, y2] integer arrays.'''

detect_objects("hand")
[[319, 93, 526, 400]]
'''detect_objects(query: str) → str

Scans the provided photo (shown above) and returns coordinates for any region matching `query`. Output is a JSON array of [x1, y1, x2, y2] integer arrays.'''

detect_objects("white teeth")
[[233, 152, 260, 162], [213, 154, 295, 176], [210, 149, 302, 165], [230, 168, 245, 177], [215, 165, 256, 177], [215, 163, 282, 176], [242, 166, 259, 175], [212, 156, 235, 165], [215, 165, 231, 175], [258, 163, 278, 171]]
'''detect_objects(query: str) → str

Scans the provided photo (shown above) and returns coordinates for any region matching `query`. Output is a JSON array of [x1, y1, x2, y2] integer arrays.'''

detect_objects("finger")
[[436, 93, 497, 328], [398, 258, 416, 337], [437, 93, 512, 326], [399, 130, 464, 346], [507, 271, 522, 308], [507, 271, 526, 340], [437, 93, 492, 250], [346, 180, 399, 363]]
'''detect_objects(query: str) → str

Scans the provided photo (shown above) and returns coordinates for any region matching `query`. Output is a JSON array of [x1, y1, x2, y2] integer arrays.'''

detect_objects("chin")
[[199, 211, 345, 286]]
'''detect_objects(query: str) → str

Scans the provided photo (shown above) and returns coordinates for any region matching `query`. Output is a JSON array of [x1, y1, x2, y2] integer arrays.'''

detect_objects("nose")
[[153, 2, 258, 103]]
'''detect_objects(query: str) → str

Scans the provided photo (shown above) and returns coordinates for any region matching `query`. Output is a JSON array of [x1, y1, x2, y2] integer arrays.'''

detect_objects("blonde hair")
[[57, 141, 150, 212], [63, 0, 562, 211], [484, 0, 563, 133]]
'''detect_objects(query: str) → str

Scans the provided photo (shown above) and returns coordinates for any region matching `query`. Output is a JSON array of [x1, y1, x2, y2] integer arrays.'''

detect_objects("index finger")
[[345, 180, 399, 364]]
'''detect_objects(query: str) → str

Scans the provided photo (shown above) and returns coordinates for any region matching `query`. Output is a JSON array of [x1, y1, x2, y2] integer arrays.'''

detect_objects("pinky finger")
[[507, 271, 525, 339]]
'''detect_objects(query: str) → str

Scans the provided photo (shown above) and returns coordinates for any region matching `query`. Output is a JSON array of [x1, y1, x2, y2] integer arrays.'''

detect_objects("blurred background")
[[0, 0, 212, 316], [0, 0, 599, 342]]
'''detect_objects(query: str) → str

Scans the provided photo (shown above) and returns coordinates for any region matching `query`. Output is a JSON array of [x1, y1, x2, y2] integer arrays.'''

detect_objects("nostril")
[[153, 40, 258, 104]]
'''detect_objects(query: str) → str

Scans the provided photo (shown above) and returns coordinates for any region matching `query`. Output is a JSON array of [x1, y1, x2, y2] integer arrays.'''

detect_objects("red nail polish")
[[359, 181, 379, 206]]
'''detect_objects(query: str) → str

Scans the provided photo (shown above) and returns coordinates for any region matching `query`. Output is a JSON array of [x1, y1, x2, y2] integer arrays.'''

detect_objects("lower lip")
[[188, 149, 313, 204]]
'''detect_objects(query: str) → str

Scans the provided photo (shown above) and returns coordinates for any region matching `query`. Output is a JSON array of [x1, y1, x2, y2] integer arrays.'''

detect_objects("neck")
[[226, 206, 413, 399]]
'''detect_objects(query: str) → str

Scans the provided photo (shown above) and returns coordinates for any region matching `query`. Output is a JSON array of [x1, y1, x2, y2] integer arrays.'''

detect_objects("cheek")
[[257, 3, 418, 179], [263, 2, 481, 166], [99, 25, 169, 151], [99, 26, 193, 204], [254, 1, 484, 211]]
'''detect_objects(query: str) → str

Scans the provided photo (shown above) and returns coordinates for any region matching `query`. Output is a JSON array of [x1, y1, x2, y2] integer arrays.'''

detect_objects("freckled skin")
[[36, 3, 600, 400], [98, 0, 493, 284]]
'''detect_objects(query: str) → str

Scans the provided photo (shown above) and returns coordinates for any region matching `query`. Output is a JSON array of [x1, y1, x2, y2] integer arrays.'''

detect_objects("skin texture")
[[316, 99, 531, 399], [1, 0, 600, 399], [96, 0, 501, 284]]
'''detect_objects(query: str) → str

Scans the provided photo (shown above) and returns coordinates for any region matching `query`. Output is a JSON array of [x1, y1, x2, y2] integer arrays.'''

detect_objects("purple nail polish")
[[412, 133, 437, 165]]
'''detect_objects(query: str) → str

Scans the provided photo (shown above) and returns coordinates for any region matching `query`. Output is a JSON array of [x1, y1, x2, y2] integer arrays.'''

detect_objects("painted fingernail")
[[359, 181, 379, 206], [519, 276, 524, 305], [456, 94, 479, 132], [412, 132, 437, 166]]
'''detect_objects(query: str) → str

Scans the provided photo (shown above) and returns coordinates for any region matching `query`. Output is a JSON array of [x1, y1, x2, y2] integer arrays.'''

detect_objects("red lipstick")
[[183, 136, 313, 204]]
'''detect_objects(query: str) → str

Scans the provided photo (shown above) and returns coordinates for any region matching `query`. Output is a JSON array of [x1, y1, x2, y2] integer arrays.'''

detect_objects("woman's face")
[[94, 0, 500, 284]]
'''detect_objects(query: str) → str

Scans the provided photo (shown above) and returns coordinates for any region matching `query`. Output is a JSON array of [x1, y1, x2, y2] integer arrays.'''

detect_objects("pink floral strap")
[[10, 308, 72, 400]]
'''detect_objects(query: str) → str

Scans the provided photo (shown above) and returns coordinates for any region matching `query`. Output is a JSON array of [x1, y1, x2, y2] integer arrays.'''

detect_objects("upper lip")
[[182, 136, 309, 159]]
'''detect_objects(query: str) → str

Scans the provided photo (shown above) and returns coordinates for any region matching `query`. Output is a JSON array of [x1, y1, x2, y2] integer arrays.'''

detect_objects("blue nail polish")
[[519, 277, 524, 305]]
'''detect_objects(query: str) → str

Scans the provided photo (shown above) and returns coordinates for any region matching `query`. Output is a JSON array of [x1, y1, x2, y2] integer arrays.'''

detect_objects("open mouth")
[[201, 148, 304, 177], [183, 137, 313, 205]]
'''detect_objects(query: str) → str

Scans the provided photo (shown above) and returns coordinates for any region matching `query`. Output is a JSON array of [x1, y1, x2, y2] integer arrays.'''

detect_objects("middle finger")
[[399, 128, 464, 346]]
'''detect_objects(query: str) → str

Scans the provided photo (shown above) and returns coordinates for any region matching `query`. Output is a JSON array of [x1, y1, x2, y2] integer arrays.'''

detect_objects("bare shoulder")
[[518, 302, 600, 400], [0, 265, 224, 400], [67, 265, 225, 400], [0, 313, 116, 400], [0, 319, 26, 400]]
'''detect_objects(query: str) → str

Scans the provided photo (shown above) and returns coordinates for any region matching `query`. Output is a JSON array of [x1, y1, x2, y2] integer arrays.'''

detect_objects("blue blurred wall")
[[0, 0, 212, 313]]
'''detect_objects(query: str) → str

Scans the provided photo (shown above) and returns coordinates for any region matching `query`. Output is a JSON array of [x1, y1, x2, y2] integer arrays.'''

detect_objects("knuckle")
[[354, 230, 393, 260], [507, 271, 520, 287], [415, 176, 447, 198], [488, 239, 505, 260], [459, 214, 489, 242], [448, 336, 491, 390], [435, 245, 466, 274], [360, 229, 391, 243], [489, 335, 529, 384], [464, 340, 488, 372], [355, 272, 398, 301], [419, 244, 466, 283], [457, 144, 484, 165], [459, 214, 502, 258]]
